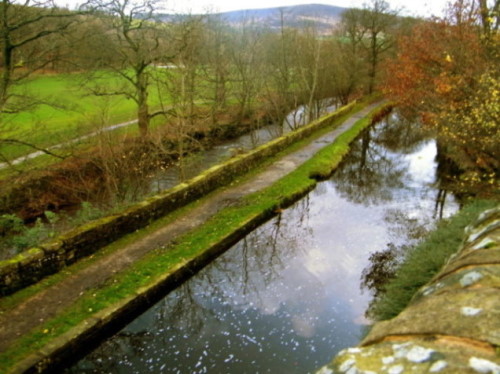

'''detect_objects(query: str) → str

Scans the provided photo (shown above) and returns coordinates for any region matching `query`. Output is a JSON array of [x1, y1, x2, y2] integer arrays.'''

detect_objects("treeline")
[[0, 0, 496, 218], [384, 0, 499, 195], [1, 0, 409, 138]]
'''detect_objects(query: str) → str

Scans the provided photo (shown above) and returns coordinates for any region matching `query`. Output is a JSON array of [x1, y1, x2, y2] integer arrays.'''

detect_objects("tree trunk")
[[138, 101, 149, 138], [137, 71, 149, 138]]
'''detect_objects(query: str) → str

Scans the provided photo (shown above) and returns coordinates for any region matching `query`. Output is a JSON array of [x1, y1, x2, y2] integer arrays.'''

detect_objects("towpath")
[[0, 102, 382, 360], [0, 118, 141, 170]]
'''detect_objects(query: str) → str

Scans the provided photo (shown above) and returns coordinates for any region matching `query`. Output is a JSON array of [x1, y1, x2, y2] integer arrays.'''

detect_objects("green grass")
[[367, 198, 498, 322], [0, 100, 386, 371], [0, 71, 168, 161]]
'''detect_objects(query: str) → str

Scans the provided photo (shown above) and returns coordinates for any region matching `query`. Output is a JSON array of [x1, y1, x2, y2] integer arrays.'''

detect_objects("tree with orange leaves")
[[384, 0, 499, 192]]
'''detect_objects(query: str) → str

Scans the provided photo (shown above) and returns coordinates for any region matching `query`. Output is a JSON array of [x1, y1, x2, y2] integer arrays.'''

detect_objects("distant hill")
[[158, 4, 346, 32]]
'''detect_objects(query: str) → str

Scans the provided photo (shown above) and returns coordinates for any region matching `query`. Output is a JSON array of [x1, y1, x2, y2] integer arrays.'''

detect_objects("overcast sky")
[[56, 0, 451, 18]]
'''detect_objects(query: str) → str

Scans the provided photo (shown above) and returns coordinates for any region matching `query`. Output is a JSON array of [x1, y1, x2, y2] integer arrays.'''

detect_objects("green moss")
[[368, 198, 498, 321], [0, 100, 388, 372]]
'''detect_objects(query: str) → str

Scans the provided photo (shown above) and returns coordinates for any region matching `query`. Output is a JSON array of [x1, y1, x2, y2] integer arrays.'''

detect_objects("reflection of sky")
[[70, 119, 460, 374], [407, 141, 437, 186]]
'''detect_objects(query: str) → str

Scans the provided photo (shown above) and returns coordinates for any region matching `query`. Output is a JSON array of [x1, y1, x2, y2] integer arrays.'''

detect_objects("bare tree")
[[198, 14, 231, 124], [0, 0, 82, 159], [361, 0, 398, 94], [331, 9, 369, 103], [338, 1, 397, 94], [261, 10, 301, 129], [157, 15, 205, 180], [83, 0, 168, 138], [229, 18, 264, 124]]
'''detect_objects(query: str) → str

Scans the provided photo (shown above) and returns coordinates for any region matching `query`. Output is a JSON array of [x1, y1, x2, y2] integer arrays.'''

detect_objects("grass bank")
[[0, 100, 389, 373], [367, 198, 498, 322], [1, 72, 168, 160]]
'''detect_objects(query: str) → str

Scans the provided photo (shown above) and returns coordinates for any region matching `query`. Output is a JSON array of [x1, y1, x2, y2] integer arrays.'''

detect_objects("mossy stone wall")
[[0, 102, 358, 296]]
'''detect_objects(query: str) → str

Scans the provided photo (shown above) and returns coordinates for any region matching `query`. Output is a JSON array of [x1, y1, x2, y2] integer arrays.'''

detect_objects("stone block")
[[323, 338, 499, 374], [363, 288, 500, 347]]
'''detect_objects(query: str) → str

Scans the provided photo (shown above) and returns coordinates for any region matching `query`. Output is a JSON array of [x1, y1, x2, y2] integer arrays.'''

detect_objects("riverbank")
[[367, 198, 498, 321], [0, 100, 390, 373]]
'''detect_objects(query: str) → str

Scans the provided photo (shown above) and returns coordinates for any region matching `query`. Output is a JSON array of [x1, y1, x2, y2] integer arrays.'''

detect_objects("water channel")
[[68, 112, 459, 373], [150, 101, 337, 193]]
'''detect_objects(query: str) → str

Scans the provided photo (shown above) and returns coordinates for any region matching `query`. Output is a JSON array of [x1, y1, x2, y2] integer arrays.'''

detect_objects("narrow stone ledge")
[[362, 287, 500, 347], [437, 248, 500, 279], [414, 265, 500, 301], [6, 352, 46, 374]]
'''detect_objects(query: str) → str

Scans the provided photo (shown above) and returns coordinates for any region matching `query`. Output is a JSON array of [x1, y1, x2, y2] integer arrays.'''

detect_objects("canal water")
[[150, 100, 337, 193], [68, 113, 459, 373]]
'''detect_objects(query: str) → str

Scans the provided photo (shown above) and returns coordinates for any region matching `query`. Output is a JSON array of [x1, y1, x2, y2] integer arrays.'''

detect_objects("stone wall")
[[0, 101, 360, 296], [318, 206, 500, 374]]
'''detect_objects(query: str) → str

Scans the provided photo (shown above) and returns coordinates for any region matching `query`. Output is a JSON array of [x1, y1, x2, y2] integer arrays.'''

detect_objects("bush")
[[0, 214, 24, 237], [366, 198, 497, 321]]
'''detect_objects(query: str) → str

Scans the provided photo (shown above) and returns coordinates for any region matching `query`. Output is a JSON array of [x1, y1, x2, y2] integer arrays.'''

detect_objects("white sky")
[[56, 0, 451, 18]]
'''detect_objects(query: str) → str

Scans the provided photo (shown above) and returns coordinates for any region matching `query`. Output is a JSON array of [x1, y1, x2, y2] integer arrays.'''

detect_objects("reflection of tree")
[[360, 208, 432, 317], [71, 200, 313, 372], [373, 111, 430, 154], [330, 120, 408, 205], [434, 189, 450, 219], [360, 243, 399, 298], [383, 208, 431, 244]]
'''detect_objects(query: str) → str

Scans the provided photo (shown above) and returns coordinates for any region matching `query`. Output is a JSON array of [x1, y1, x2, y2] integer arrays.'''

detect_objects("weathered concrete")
[[0, 101, 388, 373], [319, 206, 500, 374]]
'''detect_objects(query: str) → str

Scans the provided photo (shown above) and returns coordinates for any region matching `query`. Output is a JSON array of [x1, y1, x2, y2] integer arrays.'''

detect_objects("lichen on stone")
[[466, 220, 500, 243], [382, 356, 395, 365], [429, 360, 448, 372], [468, 357, 500, 373], [316, 366, 334, 374], [339, 357, 356, 372], [471, 236, 497, 250], [461, 306, 483, 316], [392, 342, 412, 358], [387, 364, 404, 374], [347, 348, 362, 354], [460, 271, 484, 287], [405, 345, 435, 363], [422, 286, 435, 296]]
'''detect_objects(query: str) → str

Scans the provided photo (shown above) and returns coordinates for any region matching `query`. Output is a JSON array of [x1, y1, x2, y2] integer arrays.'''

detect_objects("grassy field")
[[0, 71, 169, 162]]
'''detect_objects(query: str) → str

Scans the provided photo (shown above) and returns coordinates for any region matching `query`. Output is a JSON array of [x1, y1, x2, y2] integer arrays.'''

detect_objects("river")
[[150, 100, 336, 192], [67, 112, 459, 373]]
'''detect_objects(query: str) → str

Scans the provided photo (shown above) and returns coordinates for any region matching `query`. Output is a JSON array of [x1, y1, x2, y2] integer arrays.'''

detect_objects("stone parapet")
[[319, 206, 500, 374]]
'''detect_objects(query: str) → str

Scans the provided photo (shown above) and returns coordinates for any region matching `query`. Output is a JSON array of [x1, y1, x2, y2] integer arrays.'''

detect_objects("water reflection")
[[152, 101, 338, 193], [69, 112, 459, 373]]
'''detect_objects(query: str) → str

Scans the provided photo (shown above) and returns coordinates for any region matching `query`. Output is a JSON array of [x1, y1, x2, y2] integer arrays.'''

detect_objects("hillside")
[[159, 4, 345, 32]]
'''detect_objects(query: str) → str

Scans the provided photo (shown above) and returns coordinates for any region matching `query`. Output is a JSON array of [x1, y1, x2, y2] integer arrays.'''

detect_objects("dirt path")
[[0, 118, 141, 170], [0, 102, 381, 353]]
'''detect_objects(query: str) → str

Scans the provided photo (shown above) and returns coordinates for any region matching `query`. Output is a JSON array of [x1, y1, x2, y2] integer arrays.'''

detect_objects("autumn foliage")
[[384, 0, 499, 191]]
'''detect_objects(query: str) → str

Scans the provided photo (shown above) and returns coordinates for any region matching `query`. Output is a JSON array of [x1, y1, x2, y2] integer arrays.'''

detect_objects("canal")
[[68, 112, 459, 373]]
